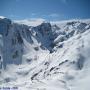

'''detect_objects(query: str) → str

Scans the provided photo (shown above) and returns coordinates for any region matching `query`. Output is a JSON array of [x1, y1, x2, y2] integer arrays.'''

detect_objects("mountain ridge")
[[0, 17, 90, 90]]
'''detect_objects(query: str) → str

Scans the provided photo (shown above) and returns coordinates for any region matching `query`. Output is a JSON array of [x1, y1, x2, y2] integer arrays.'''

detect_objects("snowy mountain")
[[0, 17, 90, 90]]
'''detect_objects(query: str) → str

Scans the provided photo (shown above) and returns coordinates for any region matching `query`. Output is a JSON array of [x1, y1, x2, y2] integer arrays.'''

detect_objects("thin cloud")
[[31, 13, 36, 16], [9, 14, 21, 19], [61, 0, 67, 4], [15, 18, 46, 26], [49, 14, 59, 17]]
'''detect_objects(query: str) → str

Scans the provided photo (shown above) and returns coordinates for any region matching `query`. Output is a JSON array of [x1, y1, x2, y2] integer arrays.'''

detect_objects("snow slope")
[[0, 17, 90, 90]]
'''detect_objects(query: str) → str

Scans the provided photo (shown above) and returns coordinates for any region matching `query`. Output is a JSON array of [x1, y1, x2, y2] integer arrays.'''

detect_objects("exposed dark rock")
[[34, 47, 39, 51], [26, 58, 32, 63], [59, 60, 69, 66], [12, 50, 19, 59], [31, 73, 38, 80], [77, 55, 85, 70], [50, 67, 55, 72]]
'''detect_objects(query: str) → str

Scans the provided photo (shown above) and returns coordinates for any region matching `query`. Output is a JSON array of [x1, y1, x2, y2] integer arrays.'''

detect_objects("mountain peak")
[[0, 16, 6, 19]]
